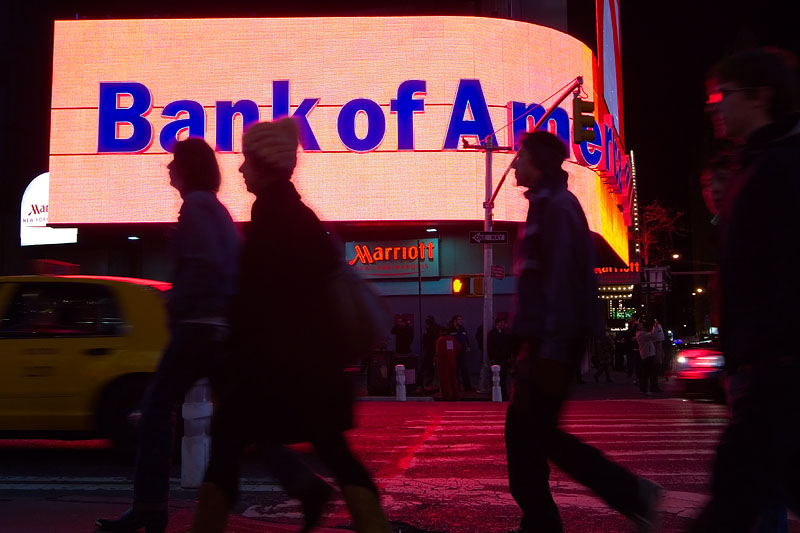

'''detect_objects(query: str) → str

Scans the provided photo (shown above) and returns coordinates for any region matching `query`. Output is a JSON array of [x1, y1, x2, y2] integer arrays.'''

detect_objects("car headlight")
[[677, 356, 687, 364]]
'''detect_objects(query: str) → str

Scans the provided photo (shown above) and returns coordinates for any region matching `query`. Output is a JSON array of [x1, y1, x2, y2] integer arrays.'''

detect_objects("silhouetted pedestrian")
[[690, 47, 800, 532], [635, 321, 661, 395], [435, 326, 462, 401], [192, 118, 391, 533], [451, 314, 473, 391], [488, 317, 513, 399], [420, 315, 440, 391], [504, 131, 661, 533], [96, 138, 241, 533]]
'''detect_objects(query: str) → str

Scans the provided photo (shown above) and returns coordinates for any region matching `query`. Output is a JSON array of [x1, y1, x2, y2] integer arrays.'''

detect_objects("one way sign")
[[469, 231, 508, 244]]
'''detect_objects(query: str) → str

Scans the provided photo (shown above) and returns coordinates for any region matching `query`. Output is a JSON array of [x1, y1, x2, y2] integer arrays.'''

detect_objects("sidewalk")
[[358, 368, 682, 403]]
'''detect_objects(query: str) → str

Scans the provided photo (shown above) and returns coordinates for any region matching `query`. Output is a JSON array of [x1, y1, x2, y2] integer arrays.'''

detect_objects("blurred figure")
[[420, 315, 440, 392], [451, 314, 473, 391], [651, 319, 666, 381], [96, 138, 240, 533], [504, 131, 661, 533], [435, 325, 462, 401], [625, 318, 641, 383], [635, 321, 662, 395], [192, 118, 391, 533], [591, 330, 615, 383], [488, 317, 514, 399], [691, 48, 800, 533], [391, 314, 413, 354]]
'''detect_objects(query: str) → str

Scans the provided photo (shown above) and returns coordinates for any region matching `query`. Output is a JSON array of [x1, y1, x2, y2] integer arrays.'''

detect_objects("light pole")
[[462, 76, 587, 393]]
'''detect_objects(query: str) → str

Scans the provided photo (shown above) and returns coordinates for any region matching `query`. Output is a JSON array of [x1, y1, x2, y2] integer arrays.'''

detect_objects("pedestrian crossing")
[[1, 399, 796, 532]]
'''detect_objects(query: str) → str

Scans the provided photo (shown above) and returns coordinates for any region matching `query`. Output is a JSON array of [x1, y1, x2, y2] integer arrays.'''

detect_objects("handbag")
[[327, 263, 390, 360]]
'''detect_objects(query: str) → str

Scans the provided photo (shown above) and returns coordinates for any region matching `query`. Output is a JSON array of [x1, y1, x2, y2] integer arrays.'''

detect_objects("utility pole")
[[463, 76, 586, 393]]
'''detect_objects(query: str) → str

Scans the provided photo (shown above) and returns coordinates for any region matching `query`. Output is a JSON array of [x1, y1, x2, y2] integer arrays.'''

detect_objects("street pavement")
[[1, 370, 798, 532]]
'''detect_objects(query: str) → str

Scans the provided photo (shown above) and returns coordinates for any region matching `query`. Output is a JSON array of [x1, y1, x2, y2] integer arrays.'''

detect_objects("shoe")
[[642, 391, 651, 396], [628, 477, 663, 533], [340, 485, 392, 533], [299, 475, 334, 532], [96, 507, 168, 533], [652, 388, 663, 393]]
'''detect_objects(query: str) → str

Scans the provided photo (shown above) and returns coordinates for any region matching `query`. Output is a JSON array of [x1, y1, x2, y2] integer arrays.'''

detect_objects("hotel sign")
[[346, 239, 439, 279]]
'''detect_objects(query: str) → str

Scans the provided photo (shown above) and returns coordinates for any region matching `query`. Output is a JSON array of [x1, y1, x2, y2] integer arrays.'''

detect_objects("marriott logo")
[[349, 242, 436, 265]]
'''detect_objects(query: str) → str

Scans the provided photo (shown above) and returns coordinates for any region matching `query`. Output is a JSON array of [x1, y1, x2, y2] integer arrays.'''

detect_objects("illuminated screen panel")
[[49, 16, 627, 261]]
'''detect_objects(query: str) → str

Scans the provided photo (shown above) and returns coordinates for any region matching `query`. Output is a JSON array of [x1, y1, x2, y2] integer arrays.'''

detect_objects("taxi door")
[[0, 281, 127, 431]]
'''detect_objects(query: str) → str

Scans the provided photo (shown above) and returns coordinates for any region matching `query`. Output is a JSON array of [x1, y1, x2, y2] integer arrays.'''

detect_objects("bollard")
[[395, 364, 407, 401], [491, 365, 503, 402], [181, 378, 214, 488]]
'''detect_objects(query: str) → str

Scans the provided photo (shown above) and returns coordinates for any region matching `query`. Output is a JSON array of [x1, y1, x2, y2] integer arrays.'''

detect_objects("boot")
[[340, 485, 393, 533], [190, 482, 232, 533], [96, 507, 167, 533]]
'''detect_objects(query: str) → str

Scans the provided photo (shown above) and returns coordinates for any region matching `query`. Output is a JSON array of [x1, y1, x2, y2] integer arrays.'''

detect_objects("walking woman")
[[191, 118, 391, 533]]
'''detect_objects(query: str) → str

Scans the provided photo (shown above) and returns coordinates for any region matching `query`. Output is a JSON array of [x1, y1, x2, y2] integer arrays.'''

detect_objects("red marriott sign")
[[345, 239, 440, 279]]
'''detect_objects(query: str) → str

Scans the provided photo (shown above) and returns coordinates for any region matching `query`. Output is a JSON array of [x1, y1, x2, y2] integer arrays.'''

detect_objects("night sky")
[[2, 0, 798, 274]]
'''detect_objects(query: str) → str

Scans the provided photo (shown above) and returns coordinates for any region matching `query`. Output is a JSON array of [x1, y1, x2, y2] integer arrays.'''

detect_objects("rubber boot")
[[190, 482, 232, 533], [340, 485, 393, 533]]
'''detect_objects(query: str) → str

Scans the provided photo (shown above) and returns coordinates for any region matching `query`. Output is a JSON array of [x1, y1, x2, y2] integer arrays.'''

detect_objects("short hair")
[[519, 130, 569, 174], [711, 47, 800, 122], [171, 137, 221, 192]]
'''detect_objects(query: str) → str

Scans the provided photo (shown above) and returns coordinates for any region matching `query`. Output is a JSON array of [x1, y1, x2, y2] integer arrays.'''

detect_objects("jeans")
[[505, 338, 640, 532], [133, 322, 228, 509], [639, 356, 658, 393]]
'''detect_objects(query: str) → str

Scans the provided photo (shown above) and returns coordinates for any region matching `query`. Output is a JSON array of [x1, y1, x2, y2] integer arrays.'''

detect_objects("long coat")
[[224, 179, 353, 444]]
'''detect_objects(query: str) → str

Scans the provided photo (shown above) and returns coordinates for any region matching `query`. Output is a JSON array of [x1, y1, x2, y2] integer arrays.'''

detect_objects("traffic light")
[[572, 97, 596, 144], [452, 275, 471, 296], [473, 276, 484, 296]]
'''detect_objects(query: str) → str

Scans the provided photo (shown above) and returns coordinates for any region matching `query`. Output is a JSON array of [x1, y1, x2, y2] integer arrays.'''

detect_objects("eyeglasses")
[[706, 87, 756, 105]]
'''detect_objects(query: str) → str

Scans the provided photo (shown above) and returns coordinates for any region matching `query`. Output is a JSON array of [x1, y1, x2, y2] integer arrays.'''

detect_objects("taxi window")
[[0, 283, 125, 338]]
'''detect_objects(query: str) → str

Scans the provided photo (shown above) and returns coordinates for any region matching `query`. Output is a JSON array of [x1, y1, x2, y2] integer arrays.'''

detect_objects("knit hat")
[[242, 118, 299, 178]]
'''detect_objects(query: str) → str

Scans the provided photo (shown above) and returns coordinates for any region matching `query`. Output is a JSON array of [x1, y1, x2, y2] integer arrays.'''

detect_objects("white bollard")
[[395, 364, 407, 401], [491, 365, 503, 402], [181, 378, 214, 488]]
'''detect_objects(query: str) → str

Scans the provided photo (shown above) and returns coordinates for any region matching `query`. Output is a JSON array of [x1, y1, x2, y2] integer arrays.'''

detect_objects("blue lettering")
[[159, 100, 205, 152], [577, 122, 603, 167], [506, 101, 570, 149], [272, 80, 321, 151], [215, 100, 259, 152], [443, 79, 497, 150], [390, 80, 426, 150], [97, 82, 154, 153], [338, 99, 386, 152]]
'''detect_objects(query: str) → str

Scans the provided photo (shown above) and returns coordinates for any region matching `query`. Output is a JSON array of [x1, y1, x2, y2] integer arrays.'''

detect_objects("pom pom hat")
[[242, 117, 300, 179]]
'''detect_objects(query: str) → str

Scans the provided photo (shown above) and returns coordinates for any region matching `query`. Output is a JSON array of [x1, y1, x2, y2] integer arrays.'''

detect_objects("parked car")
[[672, 339, 727, 403], [0, 275, 170, 454]]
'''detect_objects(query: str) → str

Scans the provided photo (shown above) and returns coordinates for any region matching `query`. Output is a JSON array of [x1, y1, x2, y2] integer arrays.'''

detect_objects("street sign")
[[490, 265, 505, 279], [469, 231, 508, 244]]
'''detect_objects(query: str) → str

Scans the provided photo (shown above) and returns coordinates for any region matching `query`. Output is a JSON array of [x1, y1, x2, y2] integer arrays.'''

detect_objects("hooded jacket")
[[512, 168, 603, 363]]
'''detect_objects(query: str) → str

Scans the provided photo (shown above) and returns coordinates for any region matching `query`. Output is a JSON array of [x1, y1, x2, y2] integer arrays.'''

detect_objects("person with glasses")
[[692, 47, 800, 533]]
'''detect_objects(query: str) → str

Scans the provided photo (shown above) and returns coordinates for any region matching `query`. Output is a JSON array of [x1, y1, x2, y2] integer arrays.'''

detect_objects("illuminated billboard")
[[49, 16, 628, 260]]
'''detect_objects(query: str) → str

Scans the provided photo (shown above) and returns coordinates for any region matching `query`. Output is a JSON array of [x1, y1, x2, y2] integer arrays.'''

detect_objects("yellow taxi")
[[0, 275, 169, 452]]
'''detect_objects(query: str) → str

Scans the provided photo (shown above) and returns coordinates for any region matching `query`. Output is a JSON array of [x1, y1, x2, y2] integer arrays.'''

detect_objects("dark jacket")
[[168, 190, 240, 325], [227, 179, 353, 443], [512, 170, 602, 364], [719, 115, 800, 373]]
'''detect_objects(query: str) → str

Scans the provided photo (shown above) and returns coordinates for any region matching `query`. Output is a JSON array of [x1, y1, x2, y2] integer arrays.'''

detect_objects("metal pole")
[[479, 137, 493, 393]]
